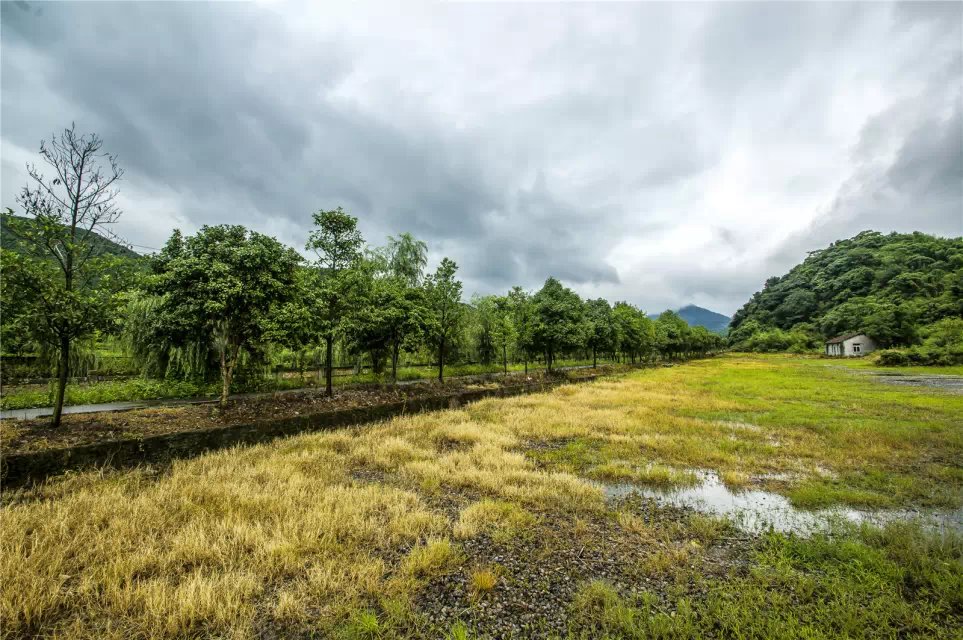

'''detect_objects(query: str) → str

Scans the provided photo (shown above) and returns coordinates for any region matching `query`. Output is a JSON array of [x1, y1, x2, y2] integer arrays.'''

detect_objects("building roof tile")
[[826, 332, 865, 344]]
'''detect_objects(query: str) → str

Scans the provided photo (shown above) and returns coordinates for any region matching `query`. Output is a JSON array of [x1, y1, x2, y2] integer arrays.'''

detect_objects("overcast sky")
[[2, 1, 961, 315]]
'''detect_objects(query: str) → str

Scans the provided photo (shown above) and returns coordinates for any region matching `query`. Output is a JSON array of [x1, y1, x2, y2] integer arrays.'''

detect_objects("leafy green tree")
[[773, 289, 817, 326], [470, 295, 499, 366], [119, 288, 214, 380], [0, 257, 37, 357], [262, 267, 323, 379], [491, 295, 517, 374], [655, 310, 690, 359], [150, 225, 301, 407], [532, 277, 585, 372], [727, 318, 765, 348], [306, 207, 365, 396], [3, 126, 129, 426], [612, 302, 641, 363], [508, 286, 535, 374], [612, 302, 655, 363], [921, 317, 963, 348], [584, 298, 616, 367], [424, 258, 463, 382], [636, 313, 657, 361], [347, 272, 431, 384]]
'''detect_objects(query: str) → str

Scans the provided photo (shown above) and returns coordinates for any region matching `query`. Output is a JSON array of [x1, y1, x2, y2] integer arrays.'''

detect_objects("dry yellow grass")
[[468, 567, 499, 597], [0, 386, 604, 638], [720, 469, 751, 490], [2, 354, 960, 637], [453, 500, 537, 542]]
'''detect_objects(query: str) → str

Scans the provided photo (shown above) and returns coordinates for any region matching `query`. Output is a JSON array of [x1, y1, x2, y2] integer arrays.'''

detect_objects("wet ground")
[[0, 398, 213, 421], [834, 366, 963, 393], [602, 470, 963, 535], [870, 372, 963, 393]]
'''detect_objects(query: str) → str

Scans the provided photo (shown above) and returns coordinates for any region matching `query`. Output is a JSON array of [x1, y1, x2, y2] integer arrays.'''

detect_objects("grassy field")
[[2, 354, 960, 638]]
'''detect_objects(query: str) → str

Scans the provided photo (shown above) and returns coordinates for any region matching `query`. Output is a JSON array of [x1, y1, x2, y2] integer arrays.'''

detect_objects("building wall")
[[842, 335, 876, 357], [825, 335, 877, 357]]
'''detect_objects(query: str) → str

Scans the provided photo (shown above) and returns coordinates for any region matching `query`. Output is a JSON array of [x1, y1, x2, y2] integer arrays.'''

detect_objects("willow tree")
[[384, 232, 428, 286], [4, 125, 127, 427]]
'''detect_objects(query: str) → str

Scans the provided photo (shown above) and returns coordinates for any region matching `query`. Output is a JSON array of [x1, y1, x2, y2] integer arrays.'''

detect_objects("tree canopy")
[[148, 225, 301, 406]]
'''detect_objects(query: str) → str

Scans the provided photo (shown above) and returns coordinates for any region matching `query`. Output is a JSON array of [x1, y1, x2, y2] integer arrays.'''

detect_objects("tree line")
[[1, 126, 723, 426]]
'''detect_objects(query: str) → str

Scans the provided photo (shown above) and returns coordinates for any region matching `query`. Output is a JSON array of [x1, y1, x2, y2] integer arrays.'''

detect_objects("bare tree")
[[7, 124, 125, 426]]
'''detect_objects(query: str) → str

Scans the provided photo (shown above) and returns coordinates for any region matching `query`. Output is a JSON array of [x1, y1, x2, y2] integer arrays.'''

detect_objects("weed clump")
[[590, 461, 698, 488], [453, 500, 537, 543], [401, 538, 462, 579]]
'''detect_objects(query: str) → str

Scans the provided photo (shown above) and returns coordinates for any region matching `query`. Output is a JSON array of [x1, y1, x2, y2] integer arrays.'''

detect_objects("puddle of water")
[[603, 470, 963, 536], [0, 401, 149, 421]]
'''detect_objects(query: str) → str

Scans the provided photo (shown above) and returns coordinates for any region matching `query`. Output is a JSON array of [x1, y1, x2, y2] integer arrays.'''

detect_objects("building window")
[[853, 343, 861, 353]]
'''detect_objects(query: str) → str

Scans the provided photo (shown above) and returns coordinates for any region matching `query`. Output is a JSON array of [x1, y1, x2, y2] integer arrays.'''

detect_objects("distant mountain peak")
[[649, 304, 731, 334]]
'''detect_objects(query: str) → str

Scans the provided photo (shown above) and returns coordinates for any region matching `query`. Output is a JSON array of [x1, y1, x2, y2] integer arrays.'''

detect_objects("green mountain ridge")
[[729, 230, 963, 347]]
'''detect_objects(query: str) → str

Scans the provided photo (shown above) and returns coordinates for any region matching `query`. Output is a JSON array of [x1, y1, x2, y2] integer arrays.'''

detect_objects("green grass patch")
[[568, 521, 963, 639], [0, 378, 217, 410]]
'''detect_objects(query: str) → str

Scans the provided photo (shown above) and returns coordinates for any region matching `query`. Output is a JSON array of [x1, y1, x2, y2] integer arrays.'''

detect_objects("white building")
[[825, 333, 877, 357]]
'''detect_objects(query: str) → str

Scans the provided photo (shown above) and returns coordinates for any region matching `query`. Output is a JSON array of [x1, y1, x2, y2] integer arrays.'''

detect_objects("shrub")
[[877, 350, 910, 366]]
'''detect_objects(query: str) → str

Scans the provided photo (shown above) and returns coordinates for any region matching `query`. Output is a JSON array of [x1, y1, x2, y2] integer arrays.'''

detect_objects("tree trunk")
[[438, 337, 445, 382], [524, 357, 528, 375], [325, 334, 334, 397], [51, 335, 70, 428], [392, 342, 399, 386], [593, 346, 597, 368], [219, 343, 238, 409], [503, 343, 508, 374]]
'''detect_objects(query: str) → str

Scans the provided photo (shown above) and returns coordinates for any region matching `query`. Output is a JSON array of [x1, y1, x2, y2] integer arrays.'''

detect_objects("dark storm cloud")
[[2, 1, 961, 314], [1, 2, 498, 242]]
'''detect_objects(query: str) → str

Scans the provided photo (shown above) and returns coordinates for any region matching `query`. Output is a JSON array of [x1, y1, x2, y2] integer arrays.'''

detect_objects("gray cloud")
[[2, 1, 960, 315]]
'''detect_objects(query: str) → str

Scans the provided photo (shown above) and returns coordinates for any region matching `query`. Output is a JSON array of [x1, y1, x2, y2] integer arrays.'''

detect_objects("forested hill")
[[648, 305, 730, 334], [1, 213, 141, 261], [729, 230, 963, 347]]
